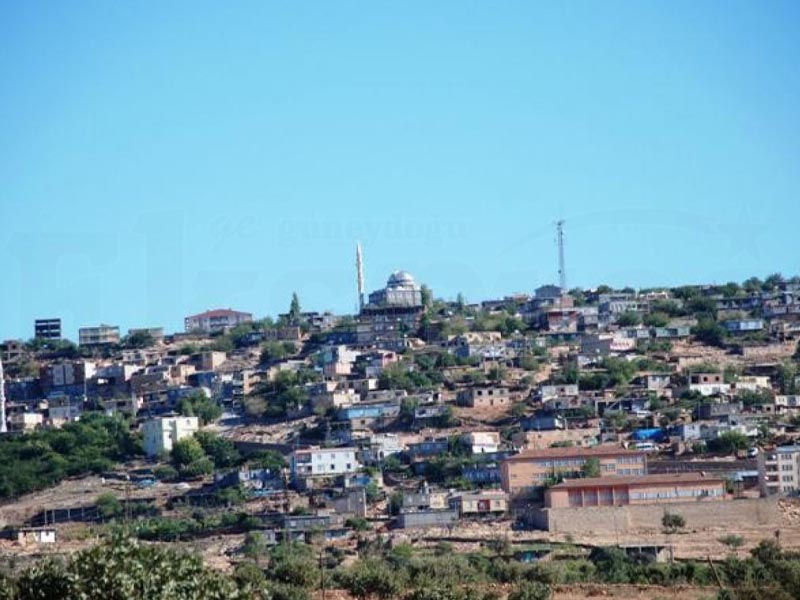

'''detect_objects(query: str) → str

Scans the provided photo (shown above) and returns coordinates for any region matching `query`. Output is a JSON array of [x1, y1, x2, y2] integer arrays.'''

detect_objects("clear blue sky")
[[1, 1, 799, 341]]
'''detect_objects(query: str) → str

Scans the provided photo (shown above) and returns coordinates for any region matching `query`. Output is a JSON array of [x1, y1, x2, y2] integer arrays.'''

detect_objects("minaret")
[[0, 356, 7, 434], [556, 220, 567, 292], [356, 242, 365, 311]]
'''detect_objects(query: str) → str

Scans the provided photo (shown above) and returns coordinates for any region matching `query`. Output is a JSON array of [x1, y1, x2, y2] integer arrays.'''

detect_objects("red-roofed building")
[[544, 473, 726, 508], [184, 309, 253, 334]]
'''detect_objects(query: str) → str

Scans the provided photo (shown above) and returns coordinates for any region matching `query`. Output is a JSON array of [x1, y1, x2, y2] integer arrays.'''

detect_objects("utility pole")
[[319, 547, 326, 600]]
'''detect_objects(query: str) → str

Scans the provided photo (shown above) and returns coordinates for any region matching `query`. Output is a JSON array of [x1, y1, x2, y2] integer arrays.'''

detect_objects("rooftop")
[[504, 445, 644, 462], [186, 308, 252, 319], [548, 472, 724, 489]]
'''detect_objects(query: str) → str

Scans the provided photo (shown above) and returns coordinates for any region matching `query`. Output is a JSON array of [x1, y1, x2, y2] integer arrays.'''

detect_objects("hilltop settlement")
[[3, 266, 800, 599]]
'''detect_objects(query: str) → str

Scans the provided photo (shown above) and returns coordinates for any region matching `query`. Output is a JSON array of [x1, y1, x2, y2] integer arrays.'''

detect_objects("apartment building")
[[184, 309, 253, 334], [500, 445, 647, 496], [34, 318, 61, 340], [545, 473, 726, 508], [758, 445, 800, 496], [688, 373, 730, 396], [78, 324, 120, 346], [141, 416, 200, 457], [290, 447, 359, 483]]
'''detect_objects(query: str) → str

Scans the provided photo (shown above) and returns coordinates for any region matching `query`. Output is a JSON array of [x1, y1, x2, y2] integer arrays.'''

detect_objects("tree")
[[242, 531, 269, 563], [643, 312, 670, 328], [342, 558, 404, 600], [617, 311, 641, 327], [171, 437, 206, 468], [719, 534, 745, 551], [95, 492, 123, 520], [178, 392, 222, 425], [249, 449, 287, 472], [693, 319, 726, 347], [582, 457, 601, 478], [289, 292, 302, 324], [662, 511, 686, 534], [421, 285, 433, 309], [260, 341, 292, 363], [708, 431, 750, 455], [195, 432, 241, 469], [455, 293, 466, 314], [123, 331, 155, 349]]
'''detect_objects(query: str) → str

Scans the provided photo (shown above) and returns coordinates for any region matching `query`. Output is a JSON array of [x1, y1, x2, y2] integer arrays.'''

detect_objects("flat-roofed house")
[[457, 386, 510, 409], [184, 309, 253, 334]]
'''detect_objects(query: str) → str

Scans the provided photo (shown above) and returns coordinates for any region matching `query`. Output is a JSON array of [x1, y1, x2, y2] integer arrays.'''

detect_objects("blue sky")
[[1, 1, 799, 340]]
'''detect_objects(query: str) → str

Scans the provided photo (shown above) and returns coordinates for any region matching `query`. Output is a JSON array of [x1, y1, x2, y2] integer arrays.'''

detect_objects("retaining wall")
[[531, 496, 779, 534]]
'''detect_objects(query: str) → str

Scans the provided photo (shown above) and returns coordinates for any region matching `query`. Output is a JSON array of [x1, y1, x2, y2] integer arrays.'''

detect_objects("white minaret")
[[0, 356, 7, 434], [356, 242, 365, 311]]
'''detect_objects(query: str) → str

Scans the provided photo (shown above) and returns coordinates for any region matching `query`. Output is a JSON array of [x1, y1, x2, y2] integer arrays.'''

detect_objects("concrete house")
[[141, 416, 199, 457], [457, 386, 510, 409], [290, 447, 359, 485]]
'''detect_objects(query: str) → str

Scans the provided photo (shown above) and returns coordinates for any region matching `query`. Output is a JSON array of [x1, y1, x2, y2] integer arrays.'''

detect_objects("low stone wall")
[[531, 496, 779, 534]]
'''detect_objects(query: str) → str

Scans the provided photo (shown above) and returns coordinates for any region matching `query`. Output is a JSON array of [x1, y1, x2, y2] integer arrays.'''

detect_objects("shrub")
[[508, 581, 552, 600]]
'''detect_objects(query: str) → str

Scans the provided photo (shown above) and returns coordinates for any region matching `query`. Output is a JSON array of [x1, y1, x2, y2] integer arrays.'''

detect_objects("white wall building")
[[141, 416, 199, 457], [462, 431, 501, 454], [759, 445, 800, 496], [184, 309, 252, 334], [290, 447, 359, 481]]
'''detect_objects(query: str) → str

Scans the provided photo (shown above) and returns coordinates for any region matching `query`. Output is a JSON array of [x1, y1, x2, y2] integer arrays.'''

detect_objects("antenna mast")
[[0, 357, 7, 434], [356, 242, 365, 311], [556, 220, 567, 292]]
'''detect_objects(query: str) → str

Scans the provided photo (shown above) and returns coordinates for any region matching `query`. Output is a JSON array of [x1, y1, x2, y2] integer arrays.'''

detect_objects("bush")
[[95, 492, 123, 520], [153, 465, 178, 481], [13, 533, 244, 599], [662, 512, 686, 534], [508, 581, 552, 600]]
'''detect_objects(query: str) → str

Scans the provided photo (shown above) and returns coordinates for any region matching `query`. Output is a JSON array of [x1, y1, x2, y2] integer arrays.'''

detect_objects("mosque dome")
[[387, 271, 417, 288]]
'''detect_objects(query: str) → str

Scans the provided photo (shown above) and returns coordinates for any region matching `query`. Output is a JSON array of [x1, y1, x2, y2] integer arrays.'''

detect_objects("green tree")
[[662, 511, 686, 534], [123, 331, 155, 349], [617, 311, 641, 327], [581, 457, 601, 478], [421, 285, 433, 309], [260, 341, 291, 363], [708, 431, 750, 455], [195, 432, 241, 469], [343, 558, 405, 600], [719, 534, 745, 551], [643, 312, 670, 327], [242, 531, 269, 563], [693, 319, 726, 347], [95, 492, 123, 520], [289, 292, 302, 324], [171, 437, 206, 468], [178, 392, 222, 425]]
